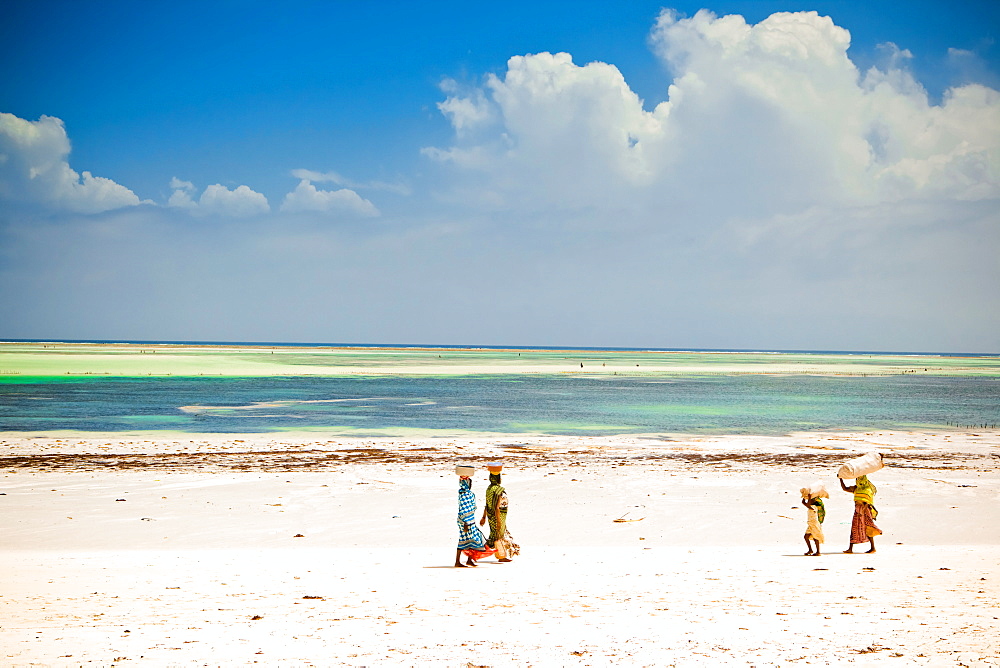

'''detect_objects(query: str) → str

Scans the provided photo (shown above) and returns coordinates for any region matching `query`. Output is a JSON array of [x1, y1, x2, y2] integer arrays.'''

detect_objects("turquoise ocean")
[[1, 344, 997, 436]]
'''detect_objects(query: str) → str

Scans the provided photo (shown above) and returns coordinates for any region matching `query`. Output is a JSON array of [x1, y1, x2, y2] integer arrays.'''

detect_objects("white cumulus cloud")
[[423, 51, 670, 209], [280, 178, 379, 217], [166, 181, 270, 217], [0, 112, 144, 213], [425, 9, 1000, 213], [197, 184, 270, 217]]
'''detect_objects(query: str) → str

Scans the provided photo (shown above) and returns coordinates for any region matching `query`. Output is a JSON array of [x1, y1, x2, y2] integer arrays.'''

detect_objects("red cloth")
[[462, 546, 496, 561], [849, 502, 882, 544]]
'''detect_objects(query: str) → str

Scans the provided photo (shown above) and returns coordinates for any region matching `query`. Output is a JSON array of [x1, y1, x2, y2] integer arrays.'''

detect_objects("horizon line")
[[1, 338, 997, 358]]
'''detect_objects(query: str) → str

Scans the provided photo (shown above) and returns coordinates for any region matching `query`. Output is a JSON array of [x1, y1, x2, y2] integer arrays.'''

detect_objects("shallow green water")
[[0, 372, 996, 436]]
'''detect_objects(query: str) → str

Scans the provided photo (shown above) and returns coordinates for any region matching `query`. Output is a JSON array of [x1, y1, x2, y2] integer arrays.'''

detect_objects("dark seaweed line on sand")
[[0, 450, 993, 473]]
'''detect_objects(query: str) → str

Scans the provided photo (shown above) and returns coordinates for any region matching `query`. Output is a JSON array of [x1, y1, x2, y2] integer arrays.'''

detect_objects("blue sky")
[[1, 1, 998, 351]]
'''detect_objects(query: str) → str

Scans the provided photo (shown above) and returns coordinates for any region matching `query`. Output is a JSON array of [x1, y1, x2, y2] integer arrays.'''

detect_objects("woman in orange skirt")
[[840, 475, 882, 553]]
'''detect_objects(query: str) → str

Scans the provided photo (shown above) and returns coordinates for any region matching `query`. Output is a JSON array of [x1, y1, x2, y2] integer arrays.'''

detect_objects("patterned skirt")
[[458, 523, 495, 560], [849, 502, 882, 544], [458, 521, 486, 550]]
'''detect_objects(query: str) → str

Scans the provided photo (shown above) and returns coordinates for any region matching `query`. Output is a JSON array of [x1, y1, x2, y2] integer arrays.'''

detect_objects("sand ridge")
[[4, 341, 998, 377]]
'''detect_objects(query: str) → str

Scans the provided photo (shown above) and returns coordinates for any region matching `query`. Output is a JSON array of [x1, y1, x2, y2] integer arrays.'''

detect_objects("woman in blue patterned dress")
[[455, 466, 494, 567]]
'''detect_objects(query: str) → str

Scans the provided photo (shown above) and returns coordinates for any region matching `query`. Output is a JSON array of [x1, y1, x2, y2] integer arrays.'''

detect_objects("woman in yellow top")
[[479, 463, 520, 562], [840, 475, 882, 553]]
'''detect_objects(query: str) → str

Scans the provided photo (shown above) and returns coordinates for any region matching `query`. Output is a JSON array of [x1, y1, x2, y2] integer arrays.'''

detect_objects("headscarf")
[[457, 477, 476, 526], [854, 475, 877, 506], [485, 472, 504, 513]]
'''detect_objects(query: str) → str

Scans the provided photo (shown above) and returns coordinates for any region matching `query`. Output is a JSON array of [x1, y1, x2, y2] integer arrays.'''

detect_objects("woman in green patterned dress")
[[479, 463, 520, 562]]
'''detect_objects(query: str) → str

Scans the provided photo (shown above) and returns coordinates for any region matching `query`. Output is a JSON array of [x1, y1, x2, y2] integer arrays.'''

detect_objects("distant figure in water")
[[480, 462, 520, 562], [800, 486, 828, 556], [840, 474, 882, 553], [455, 466, 494, 567]]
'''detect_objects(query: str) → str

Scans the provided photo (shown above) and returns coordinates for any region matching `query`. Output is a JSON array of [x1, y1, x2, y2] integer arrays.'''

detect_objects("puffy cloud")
[[435, 78, 496, 137], [425, 9, 1000, 213], [649, 10, 871, 205], [166, 187, 197, 210], [280, 178, 379, 217], [166, 176, 198, 210], [860, 78, 1000, 201], [424, 52, 671, 209], [166, 180, 270, 217], [199, 184, 270, 217], [0, 112, 143, 213]]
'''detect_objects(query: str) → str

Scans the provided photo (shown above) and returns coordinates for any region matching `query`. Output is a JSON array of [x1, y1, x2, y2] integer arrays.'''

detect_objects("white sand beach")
[[1, 430, 998, 666]]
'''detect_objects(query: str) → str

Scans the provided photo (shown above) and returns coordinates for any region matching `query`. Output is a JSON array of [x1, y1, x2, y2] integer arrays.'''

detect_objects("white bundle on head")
[[801, 481, 829, 499], [837, 452, 884, 479]]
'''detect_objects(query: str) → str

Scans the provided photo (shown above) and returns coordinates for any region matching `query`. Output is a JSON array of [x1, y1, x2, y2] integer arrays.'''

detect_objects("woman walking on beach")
[[801, 494, 826, 556], [840, 474, 882, 553], [480, 463, 520, 562], [455, 466, 495, 567]]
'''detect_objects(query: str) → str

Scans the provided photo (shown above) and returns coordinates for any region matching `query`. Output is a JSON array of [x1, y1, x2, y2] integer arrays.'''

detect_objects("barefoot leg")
[[455, 549, 467, 567]]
